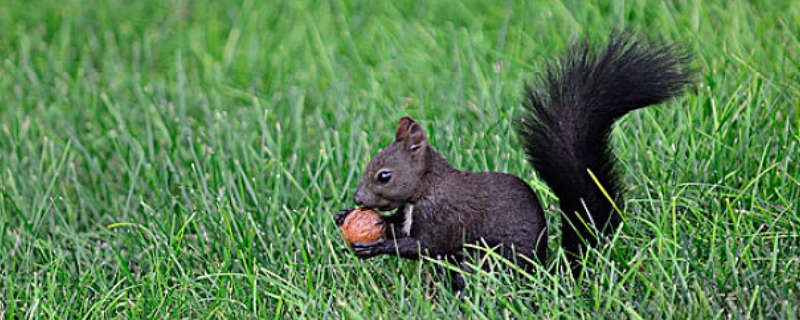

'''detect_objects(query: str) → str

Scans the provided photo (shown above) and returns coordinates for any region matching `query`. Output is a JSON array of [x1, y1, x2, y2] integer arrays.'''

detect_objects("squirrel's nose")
[[354, 189, 364, 206]]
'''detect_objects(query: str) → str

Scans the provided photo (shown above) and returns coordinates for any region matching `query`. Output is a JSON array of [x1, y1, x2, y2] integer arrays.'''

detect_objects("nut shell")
[[341, 208, 385, 247]]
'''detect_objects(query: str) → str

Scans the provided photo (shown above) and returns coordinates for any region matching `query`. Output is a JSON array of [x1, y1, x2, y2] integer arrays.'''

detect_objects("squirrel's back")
[[516, 32, 695, 262]]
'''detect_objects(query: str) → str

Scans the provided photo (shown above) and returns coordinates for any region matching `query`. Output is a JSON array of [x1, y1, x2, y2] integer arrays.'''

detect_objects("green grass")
[[1, 0, 798, 318]]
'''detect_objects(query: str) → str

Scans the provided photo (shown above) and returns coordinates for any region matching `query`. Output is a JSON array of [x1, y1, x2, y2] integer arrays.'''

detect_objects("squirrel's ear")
[[395, 116, 416, 142], [405, 122, 427, 152], [395, 116, 427, 151]]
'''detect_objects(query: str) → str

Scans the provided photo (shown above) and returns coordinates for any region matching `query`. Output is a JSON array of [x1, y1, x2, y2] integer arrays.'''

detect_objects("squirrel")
[[335, 32, 695, 290]]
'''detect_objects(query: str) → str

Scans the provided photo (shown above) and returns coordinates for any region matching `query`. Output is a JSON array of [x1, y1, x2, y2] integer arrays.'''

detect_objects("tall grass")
[[1, 0, 798, 318]]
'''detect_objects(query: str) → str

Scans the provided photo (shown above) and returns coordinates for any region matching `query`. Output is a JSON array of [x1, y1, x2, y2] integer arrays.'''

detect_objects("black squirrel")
[[335, 32, 695, 290]]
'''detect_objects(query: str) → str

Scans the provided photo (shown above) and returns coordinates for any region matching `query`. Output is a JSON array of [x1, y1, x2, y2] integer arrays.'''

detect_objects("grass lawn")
[[1, 0, 798, 318]]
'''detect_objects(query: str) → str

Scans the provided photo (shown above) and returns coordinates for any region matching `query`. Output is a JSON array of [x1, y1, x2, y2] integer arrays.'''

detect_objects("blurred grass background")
[[0, 0, 798, 318]]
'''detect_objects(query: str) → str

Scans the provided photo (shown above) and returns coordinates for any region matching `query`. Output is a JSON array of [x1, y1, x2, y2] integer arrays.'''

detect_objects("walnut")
[[341, 208, 385, 247]]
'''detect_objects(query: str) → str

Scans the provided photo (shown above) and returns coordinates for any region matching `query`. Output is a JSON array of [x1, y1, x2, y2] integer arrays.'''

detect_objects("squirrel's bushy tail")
[[516, 32, 694, 263]]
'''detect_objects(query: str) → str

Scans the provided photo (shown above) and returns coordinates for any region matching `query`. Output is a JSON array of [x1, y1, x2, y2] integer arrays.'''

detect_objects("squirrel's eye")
[[377, 171, 392, 184]]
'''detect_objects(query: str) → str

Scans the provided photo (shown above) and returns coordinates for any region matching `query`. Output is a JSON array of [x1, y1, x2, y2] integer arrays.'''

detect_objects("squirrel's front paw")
[[350, 239, 389, 259], [334, 207, 355, 226]]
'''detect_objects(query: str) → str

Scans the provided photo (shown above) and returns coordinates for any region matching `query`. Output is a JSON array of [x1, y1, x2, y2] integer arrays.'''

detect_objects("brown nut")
[[341, 208, 385, 247]]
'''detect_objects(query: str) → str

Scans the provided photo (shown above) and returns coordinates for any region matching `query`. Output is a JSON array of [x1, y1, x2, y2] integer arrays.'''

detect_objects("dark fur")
[[517, 33, 694, 261], [337, 32, 695, 290]]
